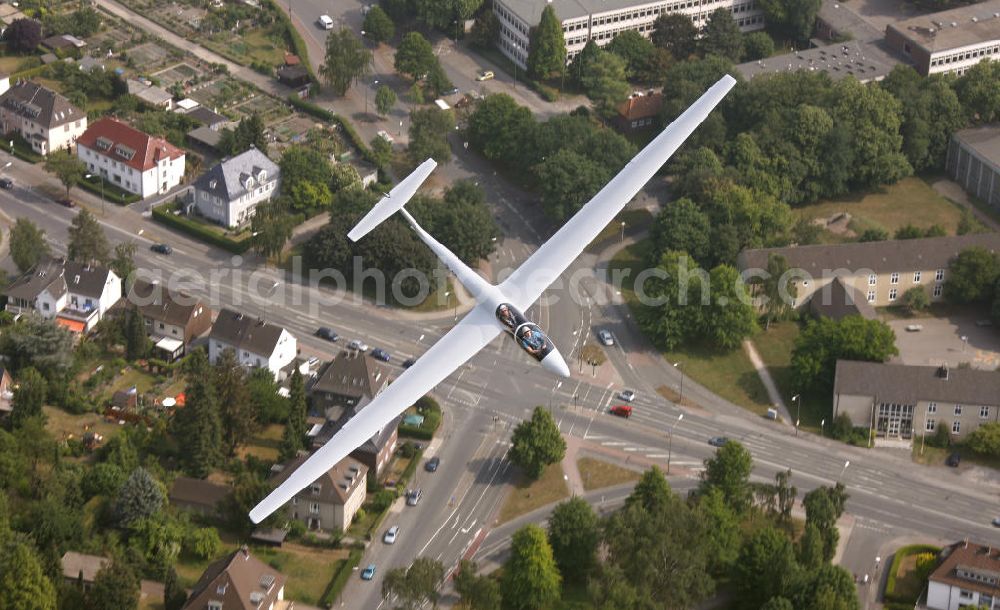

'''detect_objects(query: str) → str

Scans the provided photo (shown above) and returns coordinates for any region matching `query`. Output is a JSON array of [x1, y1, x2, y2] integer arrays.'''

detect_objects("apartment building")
[[885, 0, 1000, 76], [76, 118, 186, 199], [0, 80, 86, 155], [947, 125, 1000, 211]]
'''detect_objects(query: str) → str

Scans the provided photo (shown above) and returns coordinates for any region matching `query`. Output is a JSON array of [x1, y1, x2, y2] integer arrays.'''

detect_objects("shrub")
[[151, 203, 250, 254]]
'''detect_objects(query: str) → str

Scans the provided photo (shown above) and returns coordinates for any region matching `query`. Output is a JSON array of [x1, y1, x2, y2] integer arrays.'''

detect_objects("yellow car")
[[476, 70, 494, 81]]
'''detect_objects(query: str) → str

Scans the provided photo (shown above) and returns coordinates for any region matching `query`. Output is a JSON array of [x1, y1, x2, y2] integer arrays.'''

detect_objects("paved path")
[[743, 339, 793, 425], [931, 178, 1000, 231]]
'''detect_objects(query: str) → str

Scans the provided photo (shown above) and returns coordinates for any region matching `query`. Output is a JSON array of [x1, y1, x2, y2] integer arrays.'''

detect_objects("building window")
[[868, 274, 876, 286], [913, 271, 921, 283], [867, 290, 875, 303], [310, 502, 319, 514], [209, 603, 222, 610], [926, 419, 935, 432], [888, 288, 898, 301], [890, 272, 899, 284], [954, 405, 962, 416], [953, 421, 961, 434], [935, 269, 944, 281], [981, 406, 990, 419], [928, 402, 937, 414], [311, 484, 321, 495], [933, 284, 943, 297]]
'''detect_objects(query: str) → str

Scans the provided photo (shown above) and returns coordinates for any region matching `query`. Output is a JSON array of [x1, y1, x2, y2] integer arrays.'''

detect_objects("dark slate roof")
[[808, 276, 877, 320], [311, 350, 387, 401], [0, 80, 82, 129], [3, 257, 66, 301], [209, 308, 287, 356], [738, 234, 1000, 276], [187, 125, 223, 148], [184, 106, 229, 128], [193, 147, 279, 202], [63, 260, 114, 298], [311, 412, 402, 455], [269, 454, 367, 505], [833, 360, 1000, 405], [129, 279, 210, 328]]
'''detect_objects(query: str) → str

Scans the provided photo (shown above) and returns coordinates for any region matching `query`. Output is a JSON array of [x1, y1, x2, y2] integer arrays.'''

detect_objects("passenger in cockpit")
[[517, 326, 547, 358]]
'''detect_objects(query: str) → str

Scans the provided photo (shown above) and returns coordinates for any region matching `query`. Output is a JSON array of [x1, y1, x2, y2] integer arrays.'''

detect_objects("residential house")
[[208, 308, 297, 381], [169, 477, 230, 517], [947, 125, 1000, 211], [76, 117, 186, 198], [613, 92, 662, 132], [0, 367, 11, 415], [926, 540, 1000, 610], [192, 147, 281, 228], [885, 0, 1000, 76], [270, 455, 368, 532], [129, 279, 213, 346], [3, 258, 122, 332], [833, 360, 1000, 445], [61, 551, 108, 590], [182, 546, 287, 610], [0, 80, 86, 155], [737, 234, 1000, 317]]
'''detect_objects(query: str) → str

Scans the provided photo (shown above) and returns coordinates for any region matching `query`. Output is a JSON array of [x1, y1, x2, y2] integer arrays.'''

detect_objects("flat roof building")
[[735, 40, 899, 83], [885, 0, 1000, 75], [947, 125, 1000, 211]]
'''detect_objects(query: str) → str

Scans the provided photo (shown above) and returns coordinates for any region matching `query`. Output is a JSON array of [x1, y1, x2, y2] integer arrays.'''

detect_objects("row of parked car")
[[315, 327, 393, 362]]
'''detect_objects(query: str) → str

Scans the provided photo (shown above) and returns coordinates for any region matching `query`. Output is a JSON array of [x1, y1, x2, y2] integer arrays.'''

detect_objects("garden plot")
[[152, 62, 203, 88], [125, 42, 173, 71]]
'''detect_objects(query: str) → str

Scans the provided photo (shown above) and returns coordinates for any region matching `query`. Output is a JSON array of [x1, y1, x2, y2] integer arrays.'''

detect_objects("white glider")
[[249, 74, 736, 523]]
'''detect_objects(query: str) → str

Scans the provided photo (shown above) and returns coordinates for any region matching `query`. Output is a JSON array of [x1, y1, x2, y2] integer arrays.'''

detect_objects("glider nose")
[[541, 348, 570, 378]]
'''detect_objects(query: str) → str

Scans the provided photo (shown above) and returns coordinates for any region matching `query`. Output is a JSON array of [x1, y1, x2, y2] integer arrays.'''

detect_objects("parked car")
[[402, 358, 416, 369], [609, 405, 632, 419], [425, 456, 440, 472], [150, 243, 172, 255], [598, 329, 614, 346], [57, 198, 75, 208], [371, 348, 390, 362], [361, 564, 376, 580], [377, 130, 394, 144], [443, 86, 460, 96], [406, 488, 422, 506], [708, 436, 729, 447], [475, 70, 494, 81], [905, 324, 923, 332], [0, 177, 13, 189], [315, 327, 339, 342], [618, 390, 636, 402], [383, 526, 399, 544], [348, 339, 369, 351], [317, 14, 333, 29], [946, 452, 961, 467], [992, 517, 1000, 527]]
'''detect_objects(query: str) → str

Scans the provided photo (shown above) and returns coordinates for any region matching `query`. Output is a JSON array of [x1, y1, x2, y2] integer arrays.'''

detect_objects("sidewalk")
[[744, 339, 793, 425], [931, 178, 1000, 231]]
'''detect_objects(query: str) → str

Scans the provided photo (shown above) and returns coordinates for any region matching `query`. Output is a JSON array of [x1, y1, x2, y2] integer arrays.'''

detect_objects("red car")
[[610, 405, 632, 419]]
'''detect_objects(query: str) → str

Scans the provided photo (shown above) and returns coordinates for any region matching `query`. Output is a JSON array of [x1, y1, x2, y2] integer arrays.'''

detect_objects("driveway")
[[888, 314, 1000, 369]]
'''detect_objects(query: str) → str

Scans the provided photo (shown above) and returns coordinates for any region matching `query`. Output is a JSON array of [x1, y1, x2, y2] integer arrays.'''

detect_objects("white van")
[[318, 14, 334, 29]]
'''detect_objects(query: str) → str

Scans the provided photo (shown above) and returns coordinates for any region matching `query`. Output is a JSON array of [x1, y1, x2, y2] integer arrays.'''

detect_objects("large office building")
[[885, 0, 1000, 76], [494, 0, 764, 69], [947, 125, 1000, 211]]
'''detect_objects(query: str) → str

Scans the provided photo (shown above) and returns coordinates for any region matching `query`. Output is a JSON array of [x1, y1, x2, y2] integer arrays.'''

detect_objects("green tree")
[[214, 349, 256, 456], [407, 107, 454, 165], [222, 470, 281, 534], [86, 559, 139, 610], [635, 251, 707, 351], [803, 485, 848, 561], [880, 67, 965, 172], [222, 113, 268, 156], [509, 407, 566, 479], [248, 367, 287, 424], [953, 59, 1000, 123], [966, 422, 1000, 458], [744, 31, 775, 60], [699, 440, 753, 514], [67, 208, 111, 265], [734, 526, 797, 609], [534, 149, 609, 221], [124, 308, 149, 361], [375, 84, 397, 116], [501, 524, 561, 610], [831, 77, 911, 188], [321, 28, 372, 96], [250, 199, 294, 259], [580, 50, 630, 117], [528, 5, 566, 80], [625, 466, 672, 513], [410, 180, 499, 262], [395, 32, 436, 80], [44, 149, 85, 201], [758, 0, 821, 42], [9, 218, 50, 273], [111, 241, 137, 291], [900, 286, 930, 313], [702, 8, 744, 61], [760, 597, 795, 610], [650, 197, 712, 266], [944, 246, 1000, 303], [797, 522, 826, 569], [607, 30, 658, 81], [698, 486, 742, 574], [0, 538, 57, 610], [454, 560, 501, 610], [469, 10, 500, 49], [652, 13, 698, 60], [547, 497, 598, 582], [370, 133, 393, 168], [280, 368, 307, 460], [280, 145, 334, 212], [115, 467, 165, 527], [163, 565, 187, 610], [171, 350, 222, 477], [0, 316, 73, 375], [790, 564, 859, 610], [791, 316, 898, 391], [10, 367, 47, 429], [760, 254, 795, 329], [701, 264, 757, 349], [381, 557, 445, 610], [424, 60, 454, 98], [362, 5, 395, 43], [568, 39, 601, 87], [467, 94, 534, 163]]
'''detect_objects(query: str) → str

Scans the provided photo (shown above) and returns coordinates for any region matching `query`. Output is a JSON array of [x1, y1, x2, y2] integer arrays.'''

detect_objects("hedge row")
[[285, 95, 377, 166], [265, 0, 317, 83], [885, 544, 941, 604], [5, 136, 43, 164], [286, 94, 333, 121], [398, 449, 425, 491], [151, 203, 251, 254], [319, 547, 363, 606], [78, 177, 141, 205], [329, 114, 376, 165], [11, 64, 49, 81]]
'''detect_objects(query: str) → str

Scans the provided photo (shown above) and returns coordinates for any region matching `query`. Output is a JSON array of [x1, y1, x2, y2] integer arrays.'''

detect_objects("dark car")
[[946, 452, 961, 467], [709, 436, 729, 447], [425, 456, 440, 472], [315, 327, 339, 342], [402, 358, 416, 369], [57, 198, 75, 208], [0, 177, 13, 189], [443, 86, 460, 96], [371, 348, 390, 362], [150, 243, 172, 255]]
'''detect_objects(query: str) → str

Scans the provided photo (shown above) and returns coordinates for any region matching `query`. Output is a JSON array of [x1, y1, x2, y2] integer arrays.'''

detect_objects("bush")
[[184, 527, 221, 560], [320, 548, 363, 605], [370, 490, 396, 513], [397, 442, 417, 459], [885, 544, 941, 603], [287, 519, 306, 539], [286, 94, 334, 121], [78, 175, 141, 205], [151, 202, 250, 254]]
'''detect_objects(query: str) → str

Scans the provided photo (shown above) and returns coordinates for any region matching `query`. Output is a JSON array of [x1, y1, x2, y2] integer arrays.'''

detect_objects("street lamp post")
[[820, 418, 825, 437], [673, 361, 684, 405], [85, 173, 105, 216], [666, 413, 684, 474], [398, 120, 403, 137], [792, 394, 801, 436], [620, 221, 626, 243], [839, 459, 851, 481]]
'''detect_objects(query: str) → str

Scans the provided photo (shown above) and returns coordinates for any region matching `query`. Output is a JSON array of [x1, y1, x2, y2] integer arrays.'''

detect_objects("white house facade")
[[926, 541, 1000, 610], [76, 118, 185, 198], [3, 258, 122, 332], [0, 80, 86, 155], [208, 309, 297, 380], [192, 147, 280, 228]]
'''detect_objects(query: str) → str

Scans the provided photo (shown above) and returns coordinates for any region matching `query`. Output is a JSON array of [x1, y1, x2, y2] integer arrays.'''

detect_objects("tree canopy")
[[9, 218, 50, 273], [501, 525, 561, 610], [321, 28, 372, 96], [509, 407, 566, 479], [527, 5, 566, 80], [407, 107, 454, 165], [791, 316, 898, 391], [67, 208, 111, 265]]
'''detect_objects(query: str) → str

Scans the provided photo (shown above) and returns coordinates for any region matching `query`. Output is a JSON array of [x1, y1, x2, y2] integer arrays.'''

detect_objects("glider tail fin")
[[347, 158, 437, 242]]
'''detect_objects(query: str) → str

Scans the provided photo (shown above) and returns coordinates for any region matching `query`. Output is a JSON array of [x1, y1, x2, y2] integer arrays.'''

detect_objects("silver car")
[[383, 525, 400, 544], [598, 329, 614, 346], [406, 489, 422, 506]]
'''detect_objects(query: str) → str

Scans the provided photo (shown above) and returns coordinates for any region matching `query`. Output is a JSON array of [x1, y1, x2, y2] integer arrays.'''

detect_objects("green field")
[[497, 462, 569, 524]]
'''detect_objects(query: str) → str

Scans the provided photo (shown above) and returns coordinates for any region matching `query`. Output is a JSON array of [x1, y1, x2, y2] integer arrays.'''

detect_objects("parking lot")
[[888, 314, 1000, 370]]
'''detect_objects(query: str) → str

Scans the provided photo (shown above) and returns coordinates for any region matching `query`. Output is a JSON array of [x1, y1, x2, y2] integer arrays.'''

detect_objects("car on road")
[[371, 348, 391, 362], [383, 525, 399, 544], [150, 243, 172, 255], [708, 436, 729, 447], [946, 452, 961, 467], [402, 358, 416, 369], [315, 327, 339, 342], [905, 324, 923, 332], [992, 517, 1000, 527], [598, 329, 614, 346], [443, 86, 460, 96], [348, 339, 369, 351], [361, 564, 376, 580], [318, 14, 333, 29], [475, 70, 494, 81], [425, 456, 440, 472], [609, 405, 632, 419], [618, 389, 636, 402], [0, 177, 12, 189], [377, 130, 394, 144], [406, 488, 422, 506], [57, 198, 75, 208]]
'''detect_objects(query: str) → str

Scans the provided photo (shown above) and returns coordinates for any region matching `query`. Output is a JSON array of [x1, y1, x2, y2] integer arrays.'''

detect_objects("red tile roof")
[[77, 118, 184, 172], [616, 92, 663, 121]]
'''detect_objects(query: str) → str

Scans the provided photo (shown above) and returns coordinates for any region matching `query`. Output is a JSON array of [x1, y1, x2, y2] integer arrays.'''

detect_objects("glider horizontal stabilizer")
[[347, 158, 437, 242]]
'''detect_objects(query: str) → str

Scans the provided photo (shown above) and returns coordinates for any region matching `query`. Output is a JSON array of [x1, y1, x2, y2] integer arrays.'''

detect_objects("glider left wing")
[[249, 304, 502, 523]]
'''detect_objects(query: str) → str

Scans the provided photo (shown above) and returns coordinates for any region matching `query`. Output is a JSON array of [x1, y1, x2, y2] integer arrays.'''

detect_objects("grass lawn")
[[239, 424, 284, 462], [892, 554, 926, 601], [384, 453, 415, 487], [577, 456, 641, 491], [106, 366, 160, 397], [406, 278, 460, 313], [796, 177, 970, 239], [42, 405, 121, 444], [752, 321, 830, 431], [497, 462, 569, 524], [586, 208, 654, 253], [139, 598, 164, 610]]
